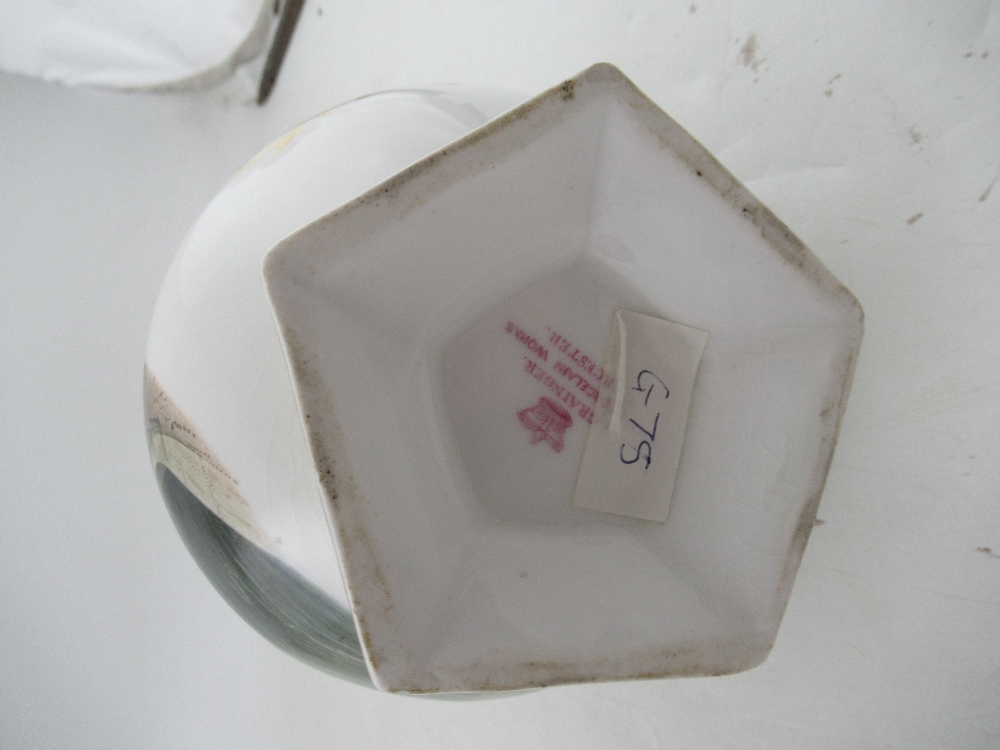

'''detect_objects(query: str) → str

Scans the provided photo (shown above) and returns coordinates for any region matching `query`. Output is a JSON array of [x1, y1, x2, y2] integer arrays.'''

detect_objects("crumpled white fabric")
[[0, 0, 270, 89]]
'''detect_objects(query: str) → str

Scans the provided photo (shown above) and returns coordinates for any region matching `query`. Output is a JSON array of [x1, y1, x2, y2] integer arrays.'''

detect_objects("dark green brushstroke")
[[155, 463, 372, 687]]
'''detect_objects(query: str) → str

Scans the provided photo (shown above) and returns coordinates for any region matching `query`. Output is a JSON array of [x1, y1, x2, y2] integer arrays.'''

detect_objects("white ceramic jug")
[[145, 64, 863, 695]]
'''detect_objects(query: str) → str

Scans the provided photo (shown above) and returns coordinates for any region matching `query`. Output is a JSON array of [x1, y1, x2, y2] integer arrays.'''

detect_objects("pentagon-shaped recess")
[[264, 63, 863, 693]]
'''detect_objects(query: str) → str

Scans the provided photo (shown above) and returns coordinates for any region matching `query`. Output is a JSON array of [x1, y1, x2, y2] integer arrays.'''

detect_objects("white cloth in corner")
[[0, 0, 271, 89]]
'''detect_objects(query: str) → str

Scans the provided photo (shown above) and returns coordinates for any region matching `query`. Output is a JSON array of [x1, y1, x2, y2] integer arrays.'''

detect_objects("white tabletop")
[[2, 1, 998, 747]]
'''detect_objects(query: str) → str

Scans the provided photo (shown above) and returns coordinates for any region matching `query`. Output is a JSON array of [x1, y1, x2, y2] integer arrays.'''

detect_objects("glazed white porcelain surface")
[[147, 85, 523, 613], [264, 64, 863, 693]]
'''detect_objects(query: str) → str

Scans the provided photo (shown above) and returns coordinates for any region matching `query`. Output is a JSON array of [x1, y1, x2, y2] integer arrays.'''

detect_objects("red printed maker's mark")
[[518, 397, 573, 453], [505, 320, 610, 448]]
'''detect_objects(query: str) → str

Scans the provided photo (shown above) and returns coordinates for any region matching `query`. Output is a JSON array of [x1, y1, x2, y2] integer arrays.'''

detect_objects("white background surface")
[[2, 1, 999, 747]]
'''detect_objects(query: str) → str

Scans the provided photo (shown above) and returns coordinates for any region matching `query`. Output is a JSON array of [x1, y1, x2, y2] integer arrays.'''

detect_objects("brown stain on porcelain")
[[771, 340, 860, 629], [267, 66, 601, 248], [287, 63, 862, 330], [615, 66, 862, 320], [274, 321, 406, 680], [390, 636, 772, 694]]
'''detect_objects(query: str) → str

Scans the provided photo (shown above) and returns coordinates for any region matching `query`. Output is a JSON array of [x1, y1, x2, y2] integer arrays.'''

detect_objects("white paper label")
[[572, 310, 709, 522]]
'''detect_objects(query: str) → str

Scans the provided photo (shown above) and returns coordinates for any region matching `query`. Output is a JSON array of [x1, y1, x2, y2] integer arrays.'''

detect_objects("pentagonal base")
[[265, 63, 862, 692]]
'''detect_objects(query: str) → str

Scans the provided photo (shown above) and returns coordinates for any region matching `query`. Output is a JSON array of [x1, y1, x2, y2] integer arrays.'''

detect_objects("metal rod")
[[257, 0, 307, 105]]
